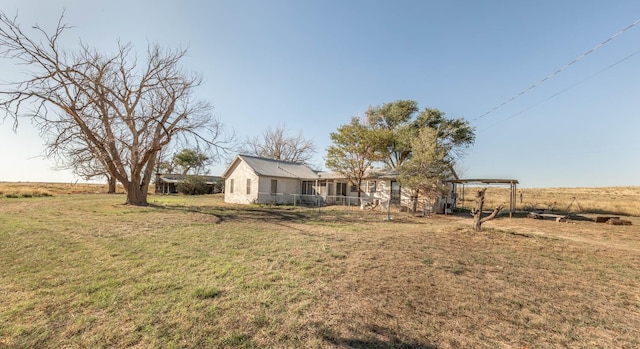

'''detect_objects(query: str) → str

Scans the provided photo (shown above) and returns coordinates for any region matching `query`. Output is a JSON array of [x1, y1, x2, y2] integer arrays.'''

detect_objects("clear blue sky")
[[1, 0, 639, 187]]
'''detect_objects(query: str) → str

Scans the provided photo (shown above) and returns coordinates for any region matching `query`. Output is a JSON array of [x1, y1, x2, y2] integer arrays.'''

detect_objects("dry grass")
[[457, 186, 640, 217], [1, 193, 639, 348], [0, 181, 123, 198]]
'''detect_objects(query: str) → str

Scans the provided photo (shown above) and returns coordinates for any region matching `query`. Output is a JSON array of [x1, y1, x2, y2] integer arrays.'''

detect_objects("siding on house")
[[223, 154, 317, 204], [224, 158, 260, 204], [222, 154, 457, 212]]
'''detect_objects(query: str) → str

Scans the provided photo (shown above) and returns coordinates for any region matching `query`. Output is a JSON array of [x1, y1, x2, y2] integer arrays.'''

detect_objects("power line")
[[479, 47, 640, 131], [472, 16, 640, 123]]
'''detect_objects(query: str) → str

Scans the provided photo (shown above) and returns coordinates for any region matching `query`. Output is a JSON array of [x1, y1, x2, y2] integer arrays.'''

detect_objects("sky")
[[1, 0, 639, 187]]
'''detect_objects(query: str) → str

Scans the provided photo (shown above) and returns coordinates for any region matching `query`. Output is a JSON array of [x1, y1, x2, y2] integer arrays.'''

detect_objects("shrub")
[[176, 175, 212, 195]]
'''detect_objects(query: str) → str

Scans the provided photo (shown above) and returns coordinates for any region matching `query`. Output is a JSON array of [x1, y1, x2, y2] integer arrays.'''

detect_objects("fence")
[[256, 192, 439, 214]]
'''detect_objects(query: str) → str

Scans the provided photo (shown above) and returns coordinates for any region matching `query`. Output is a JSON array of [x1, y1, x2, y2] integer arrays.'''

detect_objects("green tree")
[[176, 175, 211, 195], [413, 108, 476, 160], [174, 148, 210, 175], [365, 100, 475, 170], [365, 99, 419, 169], [325, 117, 378, 198], [397, 128, 450, 212]]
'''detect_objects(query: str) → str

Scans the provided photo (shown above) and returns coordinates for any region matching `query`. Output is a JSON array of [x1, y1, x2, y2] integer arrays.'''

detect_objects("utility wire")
[[472, 16, 640, 123], [479, 47, 640, 131]]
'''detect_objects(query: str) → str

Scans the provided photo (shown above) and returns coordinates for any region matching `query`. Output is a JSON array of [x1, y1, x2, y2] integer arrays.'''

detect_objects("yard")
[[1, 193, 639, 348]]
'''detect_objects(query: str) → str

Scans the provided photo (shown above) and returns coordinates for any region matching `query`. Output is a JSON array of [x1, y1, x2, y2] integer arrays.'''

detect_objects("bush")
[[176, 175, 212, 195]]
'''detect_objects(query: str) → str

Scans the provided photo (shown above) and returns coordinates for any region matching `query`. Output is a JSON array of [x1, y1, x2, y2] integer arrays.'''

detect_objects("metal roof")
[[444, 178, 519, 185], [236, 155, 319, 179], [157, 174, 221, 184]]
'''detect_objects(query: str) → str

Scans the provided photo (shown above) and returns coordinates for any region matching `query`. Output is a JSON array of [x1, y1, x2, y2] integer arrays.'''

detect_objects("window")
[[350, 184, 358, 192], [368, 181, 376, 193], [246, 178, 251, 195], [336, 182, 347, 196], [390, 180, 401, 204], [270, 179, 277, 194], [302, 181, 314, 195], [229, 179, 234, 194]]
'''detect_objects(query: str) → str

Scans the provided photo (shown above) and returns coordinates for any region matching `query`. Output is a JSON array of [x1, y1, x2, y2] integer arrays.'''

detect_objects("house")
[[222, 154, 458, 213], [155, 174, 222, 194], [222, 155, 318, 204]]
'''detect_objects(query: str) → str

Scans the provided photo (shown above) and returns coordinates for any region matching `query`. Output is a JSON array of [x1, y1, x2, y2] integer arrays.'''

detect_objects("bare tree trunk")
[[107, 175, 117, 194], [472, 188, 504, 231], [125, 182, 148, 206]]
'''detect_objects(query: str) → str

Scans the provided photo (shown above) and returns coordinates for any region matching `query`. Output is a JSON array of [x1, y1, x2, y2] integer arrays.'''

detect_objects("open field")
[[1, 193, 639, 348], [0, 182, 123, 197], [457, 186, 640, 217], [3, 182, 640, 216]]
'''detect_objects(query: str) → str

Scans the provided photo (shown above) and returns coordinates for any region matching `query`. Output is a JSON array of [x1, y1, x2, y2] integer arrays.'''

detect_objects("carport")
[[445, 179, 519, 218]]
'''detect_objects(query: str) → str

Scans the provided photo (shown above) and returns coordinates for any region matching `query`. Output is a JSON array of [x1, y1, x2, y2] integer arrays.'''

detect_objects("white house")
[[222, 154, 457, 212]]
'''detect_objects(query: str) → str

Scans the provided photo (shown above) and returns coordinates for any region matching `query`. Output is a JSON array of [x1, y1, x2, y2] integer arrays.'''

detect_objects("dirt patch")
[[447, 213, 640, 252]]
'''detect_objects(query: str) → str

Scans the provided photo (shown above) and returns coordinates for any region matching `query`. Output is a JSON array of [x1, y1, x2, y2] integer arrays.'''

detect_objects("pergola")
[[445, 178, 519, 218]]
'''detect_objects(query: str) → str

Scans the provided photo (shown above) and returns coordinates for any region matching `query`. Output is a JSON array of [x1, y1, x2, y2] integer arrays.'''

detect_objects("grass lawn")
[[1, 193, 639, 348]]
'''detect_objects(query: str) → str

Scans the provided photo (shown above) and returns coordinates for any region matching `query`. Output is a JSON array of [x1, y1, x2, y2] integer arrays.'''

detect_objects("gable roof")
[[222, 154, 319, 179]]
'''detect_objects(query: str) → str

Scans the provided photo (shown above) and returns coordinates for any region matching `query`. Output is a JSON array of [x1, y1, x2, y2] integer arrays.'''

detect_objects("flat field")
[[1, 191, 639, 348], [457, 185, 640, 217]]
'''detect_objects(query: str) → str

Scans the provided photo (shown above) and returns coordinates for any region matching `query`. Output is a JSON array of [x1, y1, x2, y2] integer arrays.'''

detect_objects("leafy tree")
[[0, 13, 230, 205], [365, 99, 419, 169], [366, 100, 475, 170], [413, 108, 475, 160], [397, 128, 450, 212], [364, 100, 475, 208], [242, 124, 316, 163], [325, 117, 378, 198], [173, 148, 210, 175], [176, 175, 211, 195]]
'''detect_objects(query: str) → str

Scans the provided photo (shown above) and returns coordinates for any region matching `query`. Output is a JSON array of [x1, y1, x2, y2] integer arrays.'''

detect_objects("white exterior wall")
[[257, 176, 301, 204], [335, 178, 454, 213], [224, 160, 259, 204], [224, 156, 458, 210]]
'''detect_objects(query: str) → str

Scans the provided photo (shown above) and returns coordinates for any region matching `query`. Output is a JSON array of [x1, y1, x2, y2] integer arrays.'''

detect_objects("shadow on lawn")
[[318, 324, 437, 349], [152, 203, 405, 225], [151, 204, 316, 224]]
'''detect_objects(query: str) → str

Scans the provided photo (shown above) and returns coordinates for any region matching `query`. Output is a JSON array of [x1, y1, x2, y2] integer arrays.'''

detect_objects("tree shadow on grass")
[[150, 203, 409, 225], [317, 324, 438, 349], [149, 204, 315, 224]]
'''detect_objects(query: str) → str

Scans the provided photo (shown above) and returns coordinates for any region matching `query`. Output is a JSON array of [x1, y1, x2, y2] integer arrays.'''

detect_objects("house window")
[[229, 179, 234, 194], [390, 180, 401, 204], [270, 179, 277, 194], [350, 184, 358, 192], [246, 178, 251, 195], [336, 182, 347, 196], [368, 181, 376, 193], [302, 181, 314, 195]]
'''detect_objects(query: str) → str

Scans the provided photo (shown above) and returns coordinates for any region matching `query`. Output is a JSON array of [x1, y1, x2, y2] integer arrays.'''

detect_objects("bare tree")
[[0, 12, 230, 205], [472, 188, 504, 231], [53, 144, 118, 193], [243, 124, 316, 163]]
